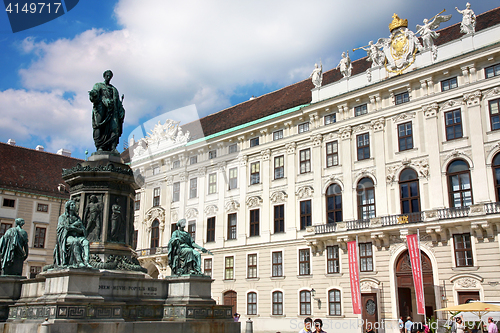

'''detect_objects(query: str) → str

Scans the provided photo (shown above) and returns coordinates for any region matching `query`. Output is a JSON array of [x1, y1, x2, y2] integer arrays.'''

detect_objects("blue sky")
[[0, 0, 499, 160]]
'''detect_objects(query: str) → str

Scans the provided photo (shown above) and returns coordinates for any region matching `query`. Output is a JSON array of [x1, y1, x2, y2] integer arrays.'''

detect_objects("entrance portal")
[[396, 250, 436, 322]]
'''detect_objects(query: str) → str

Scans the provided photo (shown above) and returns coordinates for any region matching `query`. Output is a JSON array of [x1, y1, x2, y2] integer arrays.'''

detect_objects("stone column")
[[371, 117, 388, 216], [339, 126, 354, 220], [311, 134, 323, 225], [260, 149, 271, 242], [285, 142, 297, 234], [238, 155, 248, 240]]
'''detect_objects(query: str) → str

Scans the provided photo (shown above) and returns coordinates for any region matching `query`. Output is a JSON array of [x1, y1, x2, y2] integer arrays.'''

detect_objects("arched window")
[[357, 178, 375, 219], [493, 153, 500, 202], [447, 160, 473, 207], [328, 289, 341, 316], [272, 291, 283, 315], [247, 292, 257, 315], [150, 219, 159, 248], [300, 290, 311, 315], [326, 184, 342, 223], [399, 168, 420, 214]]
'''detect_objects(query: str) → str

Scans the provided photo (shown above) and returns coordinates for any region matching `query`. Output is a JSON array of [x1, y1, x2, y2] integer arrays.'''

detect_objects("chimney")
[[57, 149, 71, 157], [7, 139, 16, 145], [35, 145, 44, 151]]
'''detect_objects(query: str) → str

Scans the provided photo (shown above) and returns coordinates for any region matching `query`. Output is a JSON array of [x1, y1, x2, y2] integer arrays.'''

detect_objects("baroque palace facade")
[[129, 6, 500, 333]]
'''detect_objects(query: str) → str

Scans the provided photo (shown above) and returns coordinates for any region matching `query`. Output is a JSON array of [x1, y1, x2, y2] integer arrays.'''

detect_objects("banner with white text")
[[348, 240, 361, 314], [407, 234, 425, 315]]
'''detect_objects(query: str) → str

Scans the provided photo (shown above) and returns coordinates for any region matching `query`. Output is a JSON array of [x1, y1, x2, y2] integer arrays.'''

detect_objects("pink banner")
[[407, 234, 425, 315], [348, 240, 361, 315]]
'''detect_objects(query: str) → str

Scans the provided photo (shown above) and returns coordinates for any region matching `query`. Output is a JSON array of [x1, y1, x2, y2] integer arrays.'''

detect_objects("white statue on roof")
[[356, 40, 386, 68], [309, 63, 323, 88], [337, 51, 352, 78], [455, 2, 476, 34], [416, 10, 452, 49]]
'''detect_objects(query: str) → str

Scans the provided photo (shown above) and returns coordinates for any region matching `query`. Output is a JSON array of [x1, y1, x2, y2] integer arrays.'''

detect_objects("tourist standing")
[[299, 317, 313, 333]]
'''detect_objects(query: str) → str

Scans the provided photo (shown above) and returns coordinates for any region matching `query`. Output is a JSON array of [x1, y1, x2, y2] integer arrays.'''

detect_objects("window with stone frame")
[[492, 153, 500, 202], [0, 223, 11, 238], [189, 178, 197, 198], [357, 177, 375, 219], [355, 104, 368, 116], [489, 98, 500, 131], [441, 77, 458, 91], [227, 213, 237, 240], [485, 63, 500, 78], [33, 226, 46, 248], [225, 256, 234, 280], [134, 192, 141, 210], [329, 289, 342, 316], [395, 91, 410, 104], [208, 173, 217, 194], [327, 245, 340, 274], [2, 199, 15, 208], [299, 249, 310, 276], [447, 160, 472, 208], [247, 254, 257, 278], [132, 230, 138, 249], [299, 148, 311, 174], [29, 266, 42, 279], [298, 122, 310, 133], [250, 137, 259, 147], [250, 162, 260, 185], [398, 122, 413, 151], [206, 217, 215, 242], [300, 200, 312, 230], [300, 290, 311, 315], [250, 209, 259, 237], [359, 242, 373, 272], [229, 143, 238, 154], [454, 233, 473, 267], [326, 141, 338, 167], [229, 167, 238, 190], [272, 251, 283, 277], [274, 155, 284, 179], [272, 291, 283, 315], [445, 109, 463, 141], [172, 182, 180, 202], [188, 220, 196, 240], [326, 183, 342, 224], [274, 204, 284, 233], [37, 203, 48, 212], [357, 133, 370, 160], [324, 113, 336, 125], [153, 187, 160, 207], [150, 219, 160, 248], [190, 155, 198, 165], [172, 160, 180, 169], [204, 258, 212, 277], [247, 292, 257, 315], [273, 130, 284, 141], [209, 150, 217, 159], [399, 168, 420, 214]]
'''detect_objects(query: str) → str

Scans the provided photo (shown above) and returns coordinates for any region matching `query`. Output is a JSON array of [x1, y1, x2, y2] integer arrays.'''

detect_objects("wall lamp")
[[310, 288, 322, 309]]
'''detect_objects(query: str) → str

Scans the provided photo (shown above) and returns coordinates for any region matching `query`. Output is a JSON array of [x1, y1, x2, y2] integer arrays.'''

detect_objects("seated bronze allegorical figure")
[[167, 219, 212, 275]]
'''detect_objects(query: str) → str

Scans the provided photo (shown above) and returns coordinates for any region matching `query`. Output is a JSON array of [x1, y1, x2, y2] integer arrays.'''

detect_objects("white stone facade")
[[130, 9, 500, 333]]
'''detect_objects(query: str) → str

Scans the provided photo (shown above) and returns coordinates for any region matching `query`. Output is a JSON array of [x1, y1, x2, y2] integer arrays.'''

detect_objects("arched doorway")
[[396, 250, 436, 321], [223, 290, 237, 314]]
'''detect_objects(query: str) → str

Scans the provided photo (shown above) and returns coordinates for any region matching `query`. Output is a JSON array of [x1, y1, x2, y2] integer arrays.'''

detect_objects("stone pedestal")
[[62, 156, 140, 268], [0, 276, 24, 321]]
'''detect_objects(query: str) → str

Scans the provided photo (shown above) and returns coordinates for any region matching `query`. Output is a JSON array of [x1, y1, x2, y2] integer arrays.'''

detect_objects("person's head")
[[314, 319, 323, 330], [456, 317, 462, 323], [488, 317, 494, 323], [15, 218, 25, 227], [367, 322, 373, 330], [407, 317, 412, 321], [233, 313, 239, 317], [304, 317, 313, 329]]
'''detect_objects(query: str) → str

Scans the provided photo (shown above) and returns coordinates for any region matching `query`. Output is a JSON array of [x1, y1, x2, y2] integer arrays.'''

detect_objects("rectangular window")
[[225, 256, 234, 280], [153, 187, 160, 207], [209, 150, 217, 159], [2, 199, 15, 208], [172, 160, 180, 169], [325, 114, 336, 125], [229, 168, 238, 190], [485, 63, 500, 78], [274, 204, 285, 233], [398, 122, 413, 151], [247, 292, 257, 315], [489, 99, 500, 131], [327, 245, 340, 274], [272, 291, 283, 315], [273, 130, 283, 141], [172, 182, 180, 202], [134, 193, 141, 210], [326, 141, 339, 167], [250, 209, 259, 237], [132, 230, 138, 250], [300, 290, 311, 315], [454, 233, 473, 267], [300, 200, 312, 230], [206, 217, 215, 242], [395, 91, 410, 105], [355, 104, 368, 116], [229, 143, 238, 154], [208, 173, 217, 194], [299, 149, 311, 174], [298, 123, 310, 133], [250, 162, 260, 185], [274, 155, 284, 179], [29, 266, 41, 279], [37, 203, 48, 212], [445, 109, 463, 141], [272, 251, 283, 277], [0, 223, 12, 238], [250, 137, 259, 147], [359, 242, 373, 272], [357, 133, 370, 160], [189, 178, 197, 198], [34, 226, 46, 248], [329, 290, 342, 316], [247, 254, 257, 278], [171, 223, 177, 236], [204, 258, 212, 277], [299, 249, 310, 275], [188, 220, 196, 240], [190, 156, 197, 165], [227, 213, 237, 240], [441, 77, 458, 91], [153, 166, 160, 175]]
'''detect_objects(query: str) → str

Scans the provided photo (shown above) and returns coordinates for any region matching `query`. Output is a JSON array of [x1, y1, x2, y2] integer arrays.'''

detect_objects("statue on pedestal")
[[53, 200, 91, 268], [0, 218, 29, 275], [309, 63, 323, 88], [83, 195, 103, 242], [456, 3, 476, 34], [109, 198, 125, 243], [416, 11, 452, 49], [89, 70, 125, 154], [167, 219, 213, 275], [337, 51, 352, 78]]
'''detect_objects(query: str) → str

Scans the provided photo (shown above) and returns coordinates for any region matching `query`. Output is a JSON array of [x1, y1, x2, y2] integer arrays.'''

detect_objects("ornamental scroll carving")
[[145, 207, 165, 231], [444, 149, 470, 162], [392, 112, 415, 124], [185, 207, 198, 219], [204, 205, 218, 216], [296, 185, 314, 199], [440, 99, 465, 112], [179, 172, 188, 182], [339, 126, 352, 140], [166, 176, 173, 185], [225, 200, 240, 213], [360, 281, 379, 291], [311, 134, 323, 147], [352, 124, 369, 134], [483, 87, 500, 100], [455, 278, 478, 288], [261, 149, 271, 160], [422, 103, 439, 118], [370, 117, 385, 131], [286, 142, 297, 155], [171, 209, 178, 223], [270, 191, 288, 203], [463, 90, 482, 106], [246, 196, 263, 208], [239, 155, 248, 166], [386, 158, 430, 184]]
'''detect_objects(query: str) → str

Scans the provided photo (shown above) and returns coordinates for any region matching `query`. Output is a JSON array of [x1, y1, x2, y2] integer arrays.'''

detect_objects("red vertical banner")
[[348, 240, 362, 314], [407, 234, 426, 315]]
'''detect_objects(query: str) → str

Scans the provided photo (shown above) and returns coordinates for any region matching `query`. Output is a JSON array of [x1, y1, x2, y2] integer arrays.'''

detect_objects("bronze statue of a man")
[[89, 70, 125, 154], [0, 218, 29, 275]]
